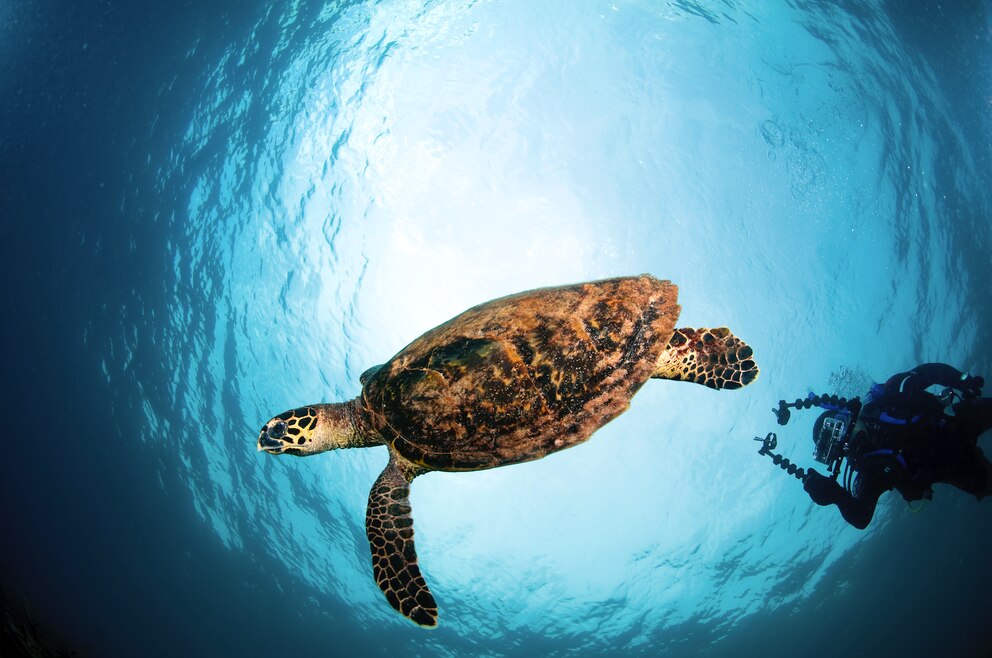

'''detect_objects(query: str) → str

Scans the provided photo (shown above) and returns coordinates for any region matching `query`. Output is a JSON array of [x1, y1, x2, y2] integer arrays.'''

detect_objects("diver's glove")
[[803, 468, 845, 506], [961, 374, 984, 400]]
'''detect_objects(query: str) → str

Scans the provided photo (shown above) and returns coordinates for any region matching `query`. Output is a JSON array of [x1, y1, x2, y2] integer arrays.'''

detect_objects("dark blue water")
[[3, 1, 992, 656]]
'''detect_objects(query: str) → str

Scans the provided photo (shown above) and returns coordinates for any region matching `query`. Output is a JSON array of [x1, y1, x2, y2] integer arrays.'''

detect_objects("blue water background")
[[2, 1, 991, 656]]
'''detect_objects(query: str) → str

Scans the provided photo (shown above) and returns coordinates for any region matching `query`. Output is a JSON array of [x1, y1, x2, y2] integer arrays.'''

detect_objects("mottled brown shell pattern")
[[359, 275, 681, 471]]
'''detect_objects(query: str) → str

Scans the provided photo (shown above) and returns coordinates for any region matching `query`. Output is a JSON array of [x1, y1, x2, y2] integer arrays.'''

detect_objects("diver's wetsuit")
[[804, 363, 992, 529]]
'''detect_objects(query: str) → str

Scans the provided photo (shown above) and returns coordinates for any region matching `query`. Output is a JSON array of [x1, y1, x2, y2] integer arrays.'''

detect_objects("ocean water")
[[2, 1, 991, 656]]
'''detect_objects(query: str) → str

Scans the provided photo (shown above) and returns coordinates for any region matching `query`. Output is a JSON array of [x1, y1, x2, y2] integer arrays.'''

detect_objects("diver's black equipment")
[[757, 391, 864, 487], [771, 392, 862, 477], [773, 400, 791, 425], [814, 414, 848, 466], [754, 432, 806, 481], [938, 387, 958, 409], [773, 393, 862, 427], [960, 373, 984, 400]]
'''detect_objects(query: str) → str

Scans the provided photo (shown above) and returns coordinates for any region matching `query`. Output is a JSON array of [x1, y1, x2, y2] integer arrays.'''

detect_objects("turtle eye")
[[269, 421, 287, 439]]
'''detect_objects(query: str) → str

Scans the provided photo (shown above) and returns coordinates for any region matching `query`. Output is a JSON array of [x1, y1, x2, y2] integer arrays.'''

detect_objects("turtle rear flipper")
[[366, 455, 438, 627], [653, 327, 758, 390]]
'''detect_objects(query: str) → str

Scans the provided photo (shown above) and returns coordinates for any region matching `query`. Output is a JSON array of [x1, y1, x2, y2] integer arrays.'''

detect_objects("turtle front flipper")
[[653, 327, 758, 390], [366, 454, 438, 627]]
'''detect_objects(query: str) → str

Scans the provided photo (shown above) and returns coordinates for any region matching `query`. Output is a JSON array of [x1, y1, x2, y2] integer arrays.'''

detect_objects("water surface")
[[2, 1, 991, 656]]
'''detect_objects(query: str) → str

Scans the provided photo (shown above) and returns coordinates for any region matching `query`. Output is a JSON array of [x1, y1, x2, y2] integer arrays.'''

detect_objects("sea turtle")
[[256, 275, 758, 627]]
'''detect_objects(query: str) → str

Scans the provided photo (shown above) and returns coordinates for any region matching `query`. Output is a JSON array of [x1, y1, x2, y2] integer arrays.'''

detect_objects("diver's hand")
[[803, 468, 842, 506], [962, 374, 984, 400]]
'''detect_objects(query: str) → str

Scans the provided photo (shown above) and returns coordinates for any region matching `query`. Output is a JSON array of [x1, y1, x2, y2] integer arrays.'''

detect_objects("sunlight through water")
[[129, 1, 992, 654]]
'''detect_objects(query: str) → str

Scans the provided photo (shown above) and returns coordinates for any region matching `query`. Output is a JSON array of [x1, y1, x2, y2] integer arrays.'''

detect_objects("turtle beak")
[[258, 437, 279, 453], [257, 429, 286, 454]]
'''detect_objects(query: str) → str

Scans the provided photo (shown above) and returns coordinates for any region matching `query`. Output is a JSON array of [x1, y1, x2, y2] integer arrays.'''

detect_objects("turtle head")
[[257, 406, 322, 456], [257, 401, 374, 456]]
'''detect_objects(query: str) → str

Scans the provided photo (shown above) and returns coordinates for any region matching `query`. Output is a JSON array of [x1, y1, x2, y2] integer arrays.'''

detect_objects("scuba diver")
[[756, 363, 990, 529]]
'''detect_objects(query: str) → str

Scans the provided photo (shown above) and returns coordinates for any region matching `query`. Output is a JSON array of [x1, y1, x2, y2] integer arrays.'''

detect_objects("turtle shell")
[[360, 275, 680, 471]]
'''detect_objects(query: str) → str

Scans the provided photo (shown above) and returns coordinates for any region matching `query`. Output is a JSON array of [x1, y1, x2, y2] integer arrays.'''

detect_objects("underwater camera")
[[755, 393, 863, 482], [813, 413, 849, 466]]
